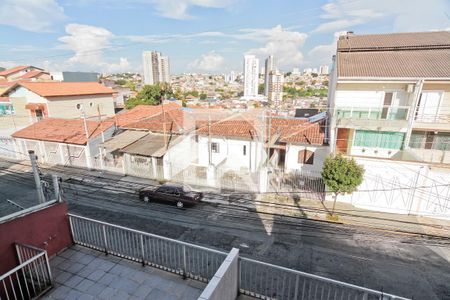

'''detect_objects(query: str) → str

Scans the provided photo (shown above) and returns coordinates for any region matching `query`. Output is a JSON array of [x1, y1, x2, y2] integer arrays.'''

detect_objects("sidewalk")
[[257, 194, 450, 238]]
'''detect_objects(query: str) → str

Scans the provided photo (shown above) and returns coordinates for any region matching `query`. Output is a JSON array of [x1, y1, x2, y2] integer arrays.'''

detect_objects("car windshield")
[[181, 185, 192, 192]]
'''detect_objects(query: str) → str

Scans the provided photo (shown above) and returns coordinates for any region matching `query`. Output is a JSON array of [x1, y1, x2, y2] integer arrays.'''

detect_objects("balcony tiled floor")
[[42, 245, 205, 300]]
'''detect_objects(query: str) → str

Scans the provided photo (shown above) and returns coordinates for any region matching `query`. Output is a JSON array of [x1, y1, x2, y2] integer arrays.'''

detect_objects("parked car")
[[139, 183, 203, 208]]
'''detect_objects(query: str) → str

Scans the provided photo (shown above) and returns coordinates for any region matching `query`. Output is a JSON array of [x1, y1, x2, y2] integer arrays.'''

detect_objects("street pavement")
[[1, 159, 450, 299]]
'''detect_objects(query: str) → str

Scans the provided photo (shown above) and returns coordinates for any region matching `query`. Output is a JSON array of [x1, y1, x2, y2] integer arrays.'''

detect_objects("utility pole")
[[208, 98, 212, 165], [161, 96, 167, 149], [29, 150, 45, 204]]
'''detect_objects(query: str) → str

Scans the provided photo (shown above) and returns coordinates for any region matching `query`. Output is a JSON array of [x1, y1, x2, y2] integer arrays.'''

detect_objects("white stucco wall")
[[163, 135, 195, 177], [285, 144, 329, 174], [198, 136, 263, 172]]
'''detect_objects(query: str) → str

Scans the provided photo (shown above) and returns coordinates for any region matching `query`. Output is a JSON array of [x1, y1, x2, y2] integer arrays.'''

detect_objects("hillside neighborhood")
[[0, 2, 449, 299]]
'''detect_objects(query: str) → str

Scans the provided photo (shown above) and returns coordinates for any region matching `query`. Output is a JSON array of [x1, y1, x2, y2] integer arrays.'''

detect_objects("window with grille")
[[211, 142, 219, 153], [298, 149, 314, 164], [243, 145, 247, 156]]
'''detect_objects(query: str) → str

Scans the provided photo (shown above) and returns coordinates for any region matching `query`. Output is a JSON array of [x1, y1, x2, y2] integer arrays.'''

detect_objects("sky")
[[0, 0, 449, 75]]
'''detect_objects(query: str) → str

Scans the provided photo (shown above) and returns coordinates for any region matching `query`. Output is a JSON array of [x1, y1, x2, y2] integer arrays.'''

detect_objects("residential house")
[[99, 103, 196, 180], [2, 81, 116, 123], [327, 31, 450, 218], [0, 66, 44, 81], [12, 118, 115, 168]]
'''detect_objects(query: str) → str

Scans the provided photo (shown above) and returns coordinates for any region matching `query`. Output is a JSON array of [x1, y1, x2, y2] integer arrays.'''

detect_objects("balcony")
[[1, 203, 410, 300], [335, 106, 410, 130], [413, 113, 450, 131]]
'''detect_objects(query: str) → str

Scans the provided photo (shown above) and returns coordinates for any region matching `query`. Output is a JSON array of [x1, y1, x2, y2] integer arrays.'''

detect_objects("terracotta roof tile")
[[0, 66, 31, 76], [19, 70, 49, 79], [114, 103, 181, 127], [197, 115, 324, 145], [122, 109, 194, 133], [12, 118, 114, 145], [0, 96, 9, 102], [7, 82, 114, 97]]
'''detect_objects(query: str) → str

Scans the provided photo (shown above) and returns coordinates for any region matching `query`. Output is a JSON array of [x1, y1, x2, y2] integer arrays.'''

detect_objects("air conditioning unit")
[[406, 84, 415, 93]]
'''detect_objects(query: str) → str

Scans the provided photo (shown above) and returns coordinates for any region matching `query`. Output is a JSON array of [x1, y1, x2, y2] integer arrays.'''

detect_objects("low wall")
[[0, 202, 73, 275], [198, 248, 239, 300]]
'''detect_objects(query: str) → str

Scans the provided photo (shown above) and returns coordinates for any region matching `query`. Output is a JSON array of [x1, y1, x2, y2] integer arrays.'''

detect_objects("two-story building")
[[327, 31, 450, 218], [2, 81, 116, 123]]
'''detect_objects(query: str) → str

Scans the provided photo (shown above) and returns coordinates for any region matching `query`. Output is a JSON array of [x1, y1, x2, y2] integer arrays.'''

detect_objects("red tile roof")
[[122, 109, 194, 133], [19, 70, 49, 79], [0, 96, 9, 102], [12, 118, 115, 145], [5, 82, 114, 97], [0, 66, 33, 76], [196, 114, 325, 145], [114, 103, 181, 127]]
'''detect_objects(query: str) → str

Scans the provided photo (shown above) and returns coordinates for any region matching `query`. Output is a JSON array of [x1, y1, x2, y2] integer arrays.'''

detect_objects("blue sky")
[[1, 0, 449, 74]]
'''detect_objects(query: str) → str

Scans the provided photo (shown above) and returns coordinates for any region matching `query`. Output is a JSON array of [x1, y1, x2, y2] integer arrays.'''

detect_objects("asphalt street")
[[1, 160, 449, 299]]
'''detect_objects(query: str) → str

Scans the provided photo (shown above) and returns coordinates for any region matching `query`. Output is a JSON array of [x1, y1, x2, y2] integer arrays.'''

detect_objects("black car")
[[139, 183, 203, 208]]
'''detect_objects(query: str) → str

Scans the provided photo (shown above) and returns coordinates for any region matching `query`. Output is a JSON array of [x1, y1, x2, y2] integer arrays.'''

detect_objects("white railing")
[[336, 106, 410, 121], [239, 257, 410, 300], [0, 243, 52, 300], [68, 214, 228, 282], [414, 113, 450, 124], [68, 214, 410, 300]]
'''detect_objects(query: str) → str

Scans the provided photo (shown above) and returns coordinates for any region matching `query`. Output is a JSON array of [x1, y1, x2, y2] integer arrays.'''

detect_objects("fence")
[[0, 243, 52, 300], [68, 214, 228, 282], [239, 257, 409, 300], [68, 214, 409, 300], [268, 168, 326, 200]]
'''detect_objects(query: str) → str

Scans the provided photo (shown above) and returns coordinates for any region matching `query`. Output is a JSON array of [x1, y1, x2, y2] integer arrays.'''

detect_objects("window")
[[243, 145, 247, 156], [298, 149, 314, 165], [211, 142, 219, 153], [76, 104, 82, 110], [89, 102, 94, 107], [354, 130, 405, 150]]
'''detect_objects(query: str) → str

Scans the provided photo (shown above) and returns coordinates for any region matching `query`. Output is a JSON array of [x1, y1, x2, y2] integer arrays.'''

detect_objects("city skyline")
[[0, 0, 449, 74]]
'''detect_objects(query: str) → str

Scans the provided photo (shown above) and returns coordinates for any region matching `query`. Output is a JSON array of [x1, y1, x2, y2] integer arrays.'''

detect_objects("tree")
[[321, 154, 364, 215], [199, 93, 207, 100], [258, 83, 265, 94], [125, 84, 162, 109]]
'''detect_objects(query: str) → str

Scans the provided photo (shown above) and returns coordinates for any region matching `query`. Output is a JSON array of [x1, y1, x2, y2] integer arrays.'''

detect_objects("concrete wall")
[[285, 144, 329, 173], [164, 135, 195, 178], [198, 136, 263, 172], [335, 157, 450, 219], [46, 94, 115, 119], [198, 248, 239, 300], [0, 202, 72, 275]]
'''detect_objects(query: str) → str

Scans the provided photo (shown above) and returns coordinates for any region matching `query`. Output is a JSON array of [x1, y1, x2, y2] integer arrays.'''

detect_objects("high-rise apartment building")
[[264, 55, 274, 96], [142, 51, 171, 85], [243, 55, 259, 99], [268, 70, 284, 107], [319, 65, 329, 75]]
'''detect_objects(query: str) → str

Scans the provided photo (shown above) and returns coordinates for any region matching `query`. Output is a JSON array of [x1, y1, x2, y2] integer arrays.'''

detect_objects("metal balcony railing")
[[336, 106, 410, 121], [68, 214, 410, 300], [68, 214, 228, 282], [414, 113, 450, 124], [0, 243, 52, 300]]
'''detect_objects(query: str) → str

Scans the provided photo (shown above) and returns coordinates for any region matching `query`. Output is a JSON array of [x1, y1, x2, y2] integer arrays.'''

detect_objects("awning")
[[100, 130, 148, 152], [25, 103, 46, 110], [119, 133, 182, 157]]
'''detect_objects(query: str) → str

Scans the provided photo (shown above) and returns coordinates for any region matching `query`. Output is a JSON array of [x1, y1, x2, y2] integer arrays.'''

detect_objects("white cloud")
[[57, 23, 131, 73], [151, 0, 234, 19], [0, 0, 66, 32], [189, 51, 224, 72], [243, 25, 308, 68], [313, 0, 450, 33], [308, 31, 347, 66]]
